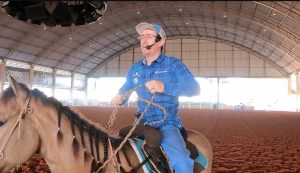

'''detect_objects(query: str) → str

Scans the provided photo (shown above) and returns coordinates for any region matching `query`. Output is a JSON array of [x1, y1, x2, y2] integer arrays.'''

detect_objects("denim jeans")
[[159, 125, 194, 173]]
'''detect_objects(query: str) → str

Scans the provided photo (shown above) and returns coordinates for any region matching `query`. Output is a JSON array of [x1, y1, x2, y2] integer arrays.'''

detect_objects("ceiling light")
[[1, 1, 107, 27], [137, 11, 140, 14], [223, 14, 227, 18], [178, 8, 182, 12]]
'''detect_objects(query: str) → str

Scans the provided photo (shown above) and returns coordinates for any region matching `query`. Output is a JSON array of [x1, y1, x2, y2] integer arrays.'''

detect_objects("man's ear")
[[158, 39, 165, 47]]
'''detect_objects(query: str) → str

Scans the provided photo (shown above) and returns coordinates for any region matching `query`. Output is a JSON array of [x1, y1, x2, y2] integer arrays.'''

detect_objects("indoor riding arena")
[[0, 1, 300, 173]]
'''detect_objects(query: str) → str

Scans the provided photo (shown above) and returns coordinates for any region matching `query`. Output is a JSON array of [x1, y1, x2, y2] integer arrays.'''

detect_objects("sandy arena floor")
[[7, 107, 300, 173]]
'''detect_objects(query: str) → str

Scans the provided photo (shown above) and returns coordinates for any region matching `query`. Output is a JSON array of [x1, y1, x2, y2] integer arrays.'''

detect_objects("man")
[[112, 22, 200, 172]]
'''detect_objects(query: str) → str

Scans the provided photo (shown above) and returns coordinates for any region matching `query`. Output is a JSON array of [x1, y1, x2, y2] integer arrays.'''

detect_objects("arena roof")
[[0, 1, 299, 78]]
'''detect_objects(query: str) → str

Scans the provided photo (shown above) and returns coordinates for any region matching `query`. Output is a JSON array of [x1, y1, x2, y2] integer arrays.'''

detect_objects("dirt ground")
[[7, 107, 300, 173]]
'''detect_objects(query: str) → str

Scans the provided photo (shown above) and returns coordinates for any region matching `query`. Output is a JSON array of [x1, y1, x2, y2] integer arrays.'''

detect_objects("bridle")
[[0, 92, 33, 159]]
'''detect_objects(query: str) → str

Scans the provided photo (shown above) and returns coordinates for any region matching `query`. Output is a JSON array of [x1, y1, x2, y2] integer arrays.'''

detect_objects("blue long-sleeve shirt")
[[119, 53, 200, 128]]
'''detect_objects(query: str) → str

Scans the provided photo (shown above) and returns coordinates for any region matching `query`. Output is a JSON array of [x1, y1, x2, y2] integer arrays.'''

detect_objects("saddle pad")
[[128, 138, 154, 173], [195, 147, 208, 169], [129, 138, 208, 172]]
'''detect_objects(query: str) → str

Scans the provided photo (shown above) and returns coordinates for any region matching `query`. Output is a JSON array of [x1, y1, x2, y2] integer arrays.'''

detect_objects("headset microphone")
[[145, 43, 155, 50], [145, 35, 162, 50]]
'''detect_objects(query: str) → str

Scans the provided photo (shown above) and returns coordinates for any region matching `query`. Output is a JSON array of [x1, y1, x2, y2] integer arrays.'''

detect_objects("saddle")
[[119, 125, 205, 173], [119, 124, 171, 173]]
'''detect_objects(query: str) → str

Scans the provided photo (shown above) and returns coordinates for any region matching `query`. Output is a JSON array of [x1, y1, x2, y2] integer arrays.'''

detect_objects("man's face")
[[139, 29, 161, 55]]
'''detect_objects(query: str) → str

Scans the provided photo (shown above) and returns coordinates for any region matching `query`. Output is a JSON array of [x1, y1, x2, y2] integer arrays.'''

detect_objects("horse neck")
[[31, 101, 116, 173]]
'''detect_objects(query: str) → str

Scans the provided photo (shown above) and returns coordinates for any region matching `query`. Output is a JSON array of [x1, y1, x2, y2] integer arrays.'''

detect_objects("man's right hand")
[[111, 93, 124, 107]]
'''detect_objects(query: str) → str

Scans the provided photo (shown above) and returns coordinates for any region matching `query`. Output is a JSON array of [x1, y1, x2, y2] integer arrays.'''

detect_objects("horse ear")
[[8, 75, 21, 96]]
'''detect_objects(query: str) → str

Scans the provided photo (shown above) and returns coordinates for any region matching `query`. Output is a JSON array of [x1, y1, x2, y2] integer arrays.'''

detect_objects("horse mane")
[[1, 85, 118, 169], [33, 89, 112, 165]]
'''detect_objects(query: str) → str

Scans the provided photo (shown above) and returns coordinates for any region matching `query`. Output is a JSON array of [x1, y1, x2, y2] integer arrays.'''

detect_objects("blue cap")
[[135, 22, 166, 39]]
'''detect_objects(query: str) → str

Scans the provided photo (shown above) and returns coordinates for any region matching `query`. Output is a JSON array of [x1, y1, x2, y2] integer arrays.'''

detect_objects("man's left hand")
[[145, 80, 164, 94]]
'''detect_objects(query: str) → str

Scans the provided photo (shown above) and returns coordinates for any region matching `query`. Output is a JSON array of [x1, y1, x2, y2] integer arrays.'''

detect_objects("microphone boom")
[[146, 43, 155, 49]]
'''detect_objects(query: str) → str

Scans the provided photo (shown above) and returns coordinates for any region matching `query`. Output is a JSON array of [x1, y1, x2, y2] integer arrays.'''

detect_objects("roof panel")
[[255, 4, 270, 18], [54, 45, 74, 55], [73, 52, 89, 60], [268, 12, 285, 25], [63, 57, 82, 65], [6, 20, 34, 32], [0, 16, 12, 25], [241, 1, 256, 14], [281, 17, 298, 32], [36, 58, 58, 67], [10, 51, 36, 62], [61, 39, 80, 48], [0, 1, 298, 77], [57, 63, 76, 71], [0, 37, 15, 48], [0, 27, 23, 39], [16, 44, 43, 55], [34, 30, 61, 41], [294, 2, 300, 13], [74, 67, 90, 74], [80, 46, 96, 54], [0, 47, 9, 56], [45, 52, 66, 61], [22, 36, 51, 47]]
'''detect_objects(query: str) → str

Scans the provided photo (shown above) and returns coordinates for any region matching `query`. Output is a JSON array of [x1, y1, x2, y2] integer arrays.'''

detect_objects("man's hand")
[[145, 80, 164, 94], [111, 93, 124, 107]]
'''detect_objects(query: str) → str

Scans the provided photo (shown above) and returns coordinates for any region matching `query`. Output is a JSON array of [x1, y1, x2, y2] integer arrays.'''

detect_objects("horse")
[[0, 76, 213, 173]]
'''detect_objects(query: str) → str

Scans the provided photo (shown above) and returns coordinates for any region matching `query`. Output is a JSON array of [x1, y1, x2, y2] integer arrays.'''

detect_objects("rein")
[[98, 84, 167, 173], [0, 93, 33, 159]]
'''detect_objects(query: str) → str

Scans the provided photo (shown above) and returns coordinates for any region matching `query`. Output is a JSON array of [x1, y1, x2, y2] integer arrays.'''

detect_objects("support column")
[[52, 69, 56, 97], [84, 75, 88, 101], [70, 72, 74, 105], [287, 75, 293, 95], [0, 59, 6, 91], [296, 73, 300, 111], [29, 64, 34, 89]]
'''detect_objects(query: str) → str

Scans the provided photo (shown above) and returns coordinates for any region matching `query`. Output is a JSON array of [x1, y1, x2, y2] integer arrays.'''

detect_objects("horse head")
[[0, 76, 131, 173], [0, 76, 40, 172]]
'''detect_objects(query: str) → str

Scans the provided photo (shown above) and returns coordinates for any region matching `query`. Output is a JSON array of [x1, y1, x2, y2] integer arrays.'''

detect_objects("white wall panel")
[[191, 52, 198, 59], [250, 55, 264, 67], [217, 68, 233, 76], [250, 67, 265, 77], [190, 44, 199, 51], [234, 68, 249, 76], [200, 68, 216, 77], [115, 38, 283, 78], [96, 67, 105, 77], [190, 68, 198, 75]]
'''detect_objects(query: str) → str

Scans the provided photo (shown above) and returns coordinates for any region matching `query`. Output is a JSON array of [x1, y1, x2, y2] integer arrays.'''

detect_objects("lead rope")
[[97, 87, 167, 173], [103, 84, 145, 172]]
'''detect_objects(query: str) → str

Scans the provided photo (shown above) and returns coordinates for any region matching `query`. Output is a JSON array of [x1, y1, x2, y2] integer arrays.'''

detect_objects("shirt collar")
[[142, 53, 165, 65]]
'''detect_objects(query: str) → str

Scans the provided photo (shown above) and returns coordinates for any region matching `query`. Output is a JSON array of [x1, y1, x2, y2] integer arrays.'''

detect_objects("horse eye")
[[0, 121, 4, 126]]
